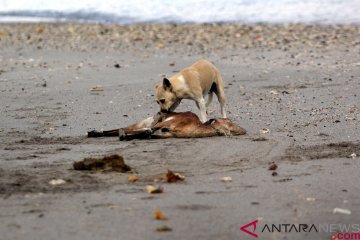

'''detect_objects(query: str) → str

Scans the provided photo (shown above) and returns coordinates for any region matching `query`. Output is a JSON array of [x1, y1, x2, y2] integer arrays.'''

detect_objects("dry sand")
[[0, 23, 359, 240]]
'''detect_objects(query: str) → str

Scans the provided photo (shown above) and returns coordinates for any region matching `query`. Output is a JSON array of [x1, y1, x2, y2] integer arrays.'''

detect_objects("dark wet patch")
[[0, 168, 105, 196], [17, 136, 88, 145], [73, 154, 131, 172], [283, 141, 360, 161]]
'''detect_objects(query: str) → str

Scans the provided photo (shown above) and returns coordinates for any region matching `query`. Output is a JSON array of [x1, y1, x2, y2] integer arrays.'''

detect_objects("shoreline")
[[1, 23, 360, 52]]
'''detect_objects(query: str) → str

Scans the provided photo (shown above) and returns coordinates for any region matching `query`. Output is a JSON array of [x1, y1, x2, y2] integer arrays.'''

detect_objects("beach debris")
[[153, 210, 168, 220], [36, 26, 45, 33], [252, 136, 268, 141], [114, 63, 121, 68], [268, 163, 278, 171], [271, 171, 278, 176], [169, 62, 175, 66], [333, 208, 351, 215], [157, 43, 165, 49], [153, 178, 161, 183], [260, 128, 270, 134], [146, 185, 163, 194], [270, 90, 279, 95], [156, 225, 172, 232], [274, 178, 293, 183], [128, 175, 138, 183], [90, 85, 104, 92], [164, 170, 185, 183], [48, 179, 66, 186], [0, 31, 8, 37], [306, 197, 316, 201], [41, 80, 47, 87], [221, 176, 232, 182], [73, 154, 131, 172], [348, 153, 357, 158]]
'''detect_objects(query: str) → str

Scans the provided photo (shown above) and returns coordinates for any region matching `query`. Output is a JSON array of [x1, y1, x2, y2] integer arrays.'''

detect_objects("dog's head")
[[155, 78, 180, 113]]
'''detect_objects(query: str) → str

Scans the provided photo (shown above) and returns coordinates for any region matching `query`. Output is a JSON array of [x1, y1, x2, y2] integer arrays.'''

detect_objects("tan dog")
[[155, 59, 226, 122]]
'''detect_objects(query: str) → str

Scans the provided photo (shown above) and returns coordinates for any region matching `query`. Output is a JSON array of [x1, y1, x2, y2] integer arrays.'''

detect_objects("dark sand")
[[0, 23, 359, 240]]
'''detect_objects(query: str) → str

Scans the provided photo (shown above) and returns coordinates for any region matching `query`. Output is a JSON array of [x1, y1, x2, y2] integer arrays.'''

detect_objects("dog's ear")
[[163, 78, 171, 91]]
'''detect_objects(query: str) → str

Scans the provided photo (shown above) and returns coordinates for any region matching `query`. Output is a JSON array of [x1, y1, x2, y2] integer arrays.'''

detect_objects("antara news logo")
[[240, 220, 360, 239]]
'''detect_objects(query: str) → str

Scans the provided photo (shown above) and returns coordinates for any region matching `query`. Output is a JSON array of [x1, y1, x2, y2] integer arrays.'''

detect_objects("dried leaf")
[[153, 210, 167, 220], [36, 26, 45, 33], [146, 185, 163, 194], [268, 163, 278, 171], [128, 175, 138, 183], [90, 85, 104, 92], [156, 225, 172, 232], [164, 170, 185, 183]]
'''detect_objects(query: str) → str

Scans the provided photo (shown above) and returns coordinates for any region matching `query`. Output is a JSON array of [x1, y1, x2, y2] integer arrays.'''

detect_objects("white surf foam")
[[0, 0, 359, 24]]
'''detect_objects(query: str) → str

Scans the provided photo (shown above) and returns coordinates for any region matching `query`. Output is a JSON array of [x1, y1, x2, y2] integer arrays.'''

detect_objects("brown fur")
[[120, 112, 246, 140]]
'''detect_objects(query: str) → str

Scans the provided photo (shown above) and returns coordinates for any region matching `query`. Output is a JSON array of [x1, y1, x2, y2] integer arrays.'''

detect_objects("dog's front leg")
[[197, 98, 207, 122]]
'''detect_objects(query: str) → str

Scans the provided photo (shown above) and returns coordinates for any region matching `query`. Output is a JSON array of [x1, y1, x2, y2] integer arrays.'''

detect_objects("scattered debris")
[[252, 136, 268, 141], [36, 26, 45, 33], [90, 85, 104, 92], [270, 90, 278, 95], [169, 62, 175, 66], [333, 208, 351, 215], [306, 197, 316, 201], [41, 80, 47, 87], [153, 178, 161, 183], [157, 43, 165, 49], [271, 171, 278, 176], [260, 128, 270, 134], [348, 153, 357, 158], [275, 178, 292, 182], [73, 154, 131, 172], [268, 163, 278, 171], [164, 170, 185, 183], [146, 185, 163, 194], [48, 179, 66, 186], [221, 176, 232, 182], [156, 225, 172, 232], [153, 210, 168, 220], [114, 63, 121, 68], [128, 175, 138, 183]]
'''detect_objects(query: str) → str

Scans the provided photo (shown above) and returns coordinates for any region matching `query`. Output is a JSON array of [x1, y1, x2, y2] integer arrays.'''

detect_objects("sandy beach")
[[0, 23, 359, 240]]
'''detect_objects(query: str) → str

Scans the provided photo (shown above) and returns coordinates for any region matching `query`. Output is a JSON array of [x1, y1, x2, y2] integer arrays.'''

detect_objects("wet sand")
[[0, 23, 360, 240]]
